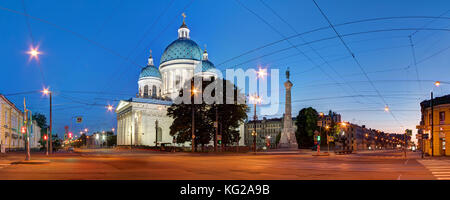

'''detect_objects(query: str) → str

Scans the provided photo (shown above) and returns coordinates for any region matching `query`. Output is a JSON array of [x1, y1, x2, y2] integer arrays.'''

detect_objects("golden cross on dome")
[[182, 13, 186, 22]]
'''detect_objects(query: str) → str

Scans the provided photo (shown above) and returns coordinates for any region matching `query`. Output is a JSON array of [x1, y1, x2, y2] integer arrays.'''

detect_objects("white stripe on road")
[[437, 177, 450, 180], [432, 172, 450, 174]]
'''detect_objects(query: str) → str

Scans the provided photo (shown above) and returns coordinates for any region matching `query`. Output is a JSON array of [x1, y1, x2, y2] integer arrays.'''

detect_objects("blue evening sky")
[[1, 0, 449, 140]]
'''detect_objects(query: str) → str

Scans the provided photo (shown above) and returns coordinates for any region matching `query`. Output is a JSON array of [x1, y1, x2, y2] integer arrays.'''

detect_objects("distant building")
[[317, 113, 341, 127], [417, 94, 450, 156], [244, 117, 297, 149], [30, 119, 41, 149], [340, 123, 405, 151]]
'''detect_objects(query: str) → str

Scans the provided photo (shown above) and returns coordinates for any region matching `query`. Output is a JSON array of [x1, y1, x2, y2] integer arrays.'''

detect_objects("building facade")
[[1, 95, 24, 151], [417, 94, 450, 156], [1, 95, 41, 152], [244, 117, 297, 149]]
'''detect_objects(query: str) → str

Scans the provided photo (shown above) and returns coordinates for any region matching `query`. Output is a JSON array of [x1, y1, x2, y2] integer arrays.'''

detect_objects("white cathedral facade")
[[115, 17, 245, 147]]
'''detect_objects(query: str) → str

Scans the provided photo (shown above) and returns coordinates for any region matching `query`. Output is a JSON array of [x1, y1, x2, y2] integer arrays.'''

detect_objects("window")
[[144, 85, 149, 97], [152, 85, 157, 97], [439, 111, 445, 124]]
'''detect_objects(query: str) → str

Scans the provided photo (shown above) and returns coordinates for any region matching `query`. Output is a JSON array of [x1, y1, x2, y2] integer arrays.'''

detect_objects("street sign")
[[327, 135, 334, 142], [76, 117, 83, 123]]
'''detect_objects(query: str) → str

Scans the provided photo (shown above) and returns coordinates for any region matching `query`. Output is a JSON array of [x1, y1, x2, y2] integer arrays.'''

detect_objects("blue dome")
[[139, 65, 161, 79], [160, 38, 202, 65], [195, 60, 216, 73]]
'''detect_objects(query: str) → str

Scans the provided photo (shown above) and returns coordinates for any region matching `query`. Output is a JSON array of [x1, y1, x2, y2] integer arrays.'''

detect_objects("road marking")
[[418, 160, 450, 180], [432, 172, 450, 174]]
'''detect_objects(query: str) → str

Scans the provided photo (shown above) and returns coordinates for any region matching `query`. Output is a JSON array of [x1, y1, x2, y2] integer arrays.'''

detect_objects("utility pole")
[[431, 92, 434, 157], [23, 98, 30, 161], [46, 128, 49, 156], [49, 92, 52, 154], [253, 102, 257, 153], [191, 81, 196, 153], [155, 120, 158, 147], [215, 106, 218, 152]]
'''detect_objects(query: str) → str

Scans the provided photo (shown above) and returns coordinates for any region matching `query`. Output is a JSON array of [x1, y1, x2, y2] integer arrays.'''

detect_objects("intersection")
[[0, 150, 442, 180]]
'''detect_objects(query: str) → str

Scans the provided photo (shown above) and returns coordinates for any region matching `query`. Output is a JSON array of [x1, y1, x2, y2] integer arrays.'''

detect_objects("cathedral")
[[115, 16, 245, 147]]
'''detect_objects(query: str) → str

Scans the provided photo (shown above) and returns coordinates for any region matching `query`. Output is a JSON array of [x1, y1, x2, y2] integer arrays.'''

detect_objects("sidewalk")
[[0, 153, 50, 165]]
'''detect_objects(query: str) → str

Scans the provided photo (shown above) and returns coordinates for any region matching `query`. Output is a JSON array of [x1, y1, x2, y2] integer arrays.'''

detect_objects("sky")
[[1, 0, 450, 140]]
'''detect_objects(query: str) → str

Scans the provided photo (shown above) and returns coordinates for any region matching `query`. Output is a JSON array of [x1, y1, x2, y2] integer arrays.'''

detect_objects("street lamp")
[[42, 87, 52, 155], [191, 83, 199, 153], [250, 94, 262, 153], [107, 105, 113, 112], [429, 81, 441, 156], [256, 68, 267, 79], [27, 46, 41, 61]]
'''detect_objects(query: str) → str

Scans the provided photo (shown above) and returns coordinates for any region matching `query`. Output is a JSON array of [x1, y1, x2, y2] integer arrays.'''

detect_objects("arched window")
[[152, 85, 157, 97], [144, 85, 149, 97]]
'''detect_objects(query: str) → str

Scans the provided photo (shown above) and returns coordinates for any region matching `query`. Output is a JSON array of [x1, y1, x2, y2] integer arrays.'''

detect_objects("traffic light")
[[21, 126, 27, 134], [218, 140, 222, 145], [68, 132, 73, 139], [43, 134, 48, 141]]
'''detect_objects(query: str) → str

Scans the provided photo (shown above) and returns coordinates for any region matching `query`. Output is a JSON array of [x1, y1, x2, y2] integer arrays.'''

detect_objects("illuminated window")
[[439, 112, 445, 124]]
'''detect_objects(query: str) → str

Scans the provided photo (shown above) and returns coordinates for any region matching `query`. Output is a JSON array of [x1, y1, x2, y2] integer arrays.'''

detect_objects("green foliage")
[[33, 112, 48, 148], [167, 78, 248, 149], [295, 107, 318, 148]]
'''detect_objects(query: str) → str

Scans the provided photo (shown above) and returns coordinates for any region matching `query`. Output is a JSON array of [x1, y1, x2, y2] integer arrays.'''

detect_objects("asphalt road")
[[0, 149, 441, 180]]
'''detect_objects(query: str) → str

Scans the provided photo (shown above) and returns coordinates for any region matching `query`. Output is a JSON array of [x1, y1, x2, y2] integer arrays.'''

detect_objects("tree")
[[295, 107, 318, 148], [167, 78, 248, 151], [32, 112, 48, 149]]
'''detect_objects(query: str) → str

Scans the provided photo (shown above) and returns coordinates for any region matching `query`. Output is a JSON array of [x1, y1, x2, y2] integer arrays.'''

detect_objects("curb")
[[11, 160, 51, 165]]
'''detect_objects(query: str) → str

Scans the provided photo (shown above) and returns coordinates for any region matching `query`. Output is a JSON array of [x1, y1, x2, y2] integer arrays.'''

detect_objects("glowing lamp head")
[[27, 46, 41, 60], [107, 105, 113, 111], [42, 88, 50, 95], [384, 106, 390, 112], [256, 68, 267, 79], [319, 112, 324, 117], [435, 81, 441, 87]]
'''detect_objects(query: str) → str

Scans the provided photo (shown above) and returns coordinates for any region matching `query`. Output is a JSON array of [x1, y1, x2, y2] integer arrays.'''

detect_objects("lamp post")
[[250, 94, 261, 153], [155, 120, 158, 147], [430, 81, 441, 156], [42, 88, 52, 155], [191, 82, 198, 153], [250, 68, 267, 153]]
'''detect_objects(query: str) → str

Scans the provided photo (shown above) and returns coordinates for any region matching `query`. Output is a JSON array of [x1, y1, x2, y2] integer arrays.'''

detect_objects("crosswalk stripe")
[[418, 160, 450, 180]]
